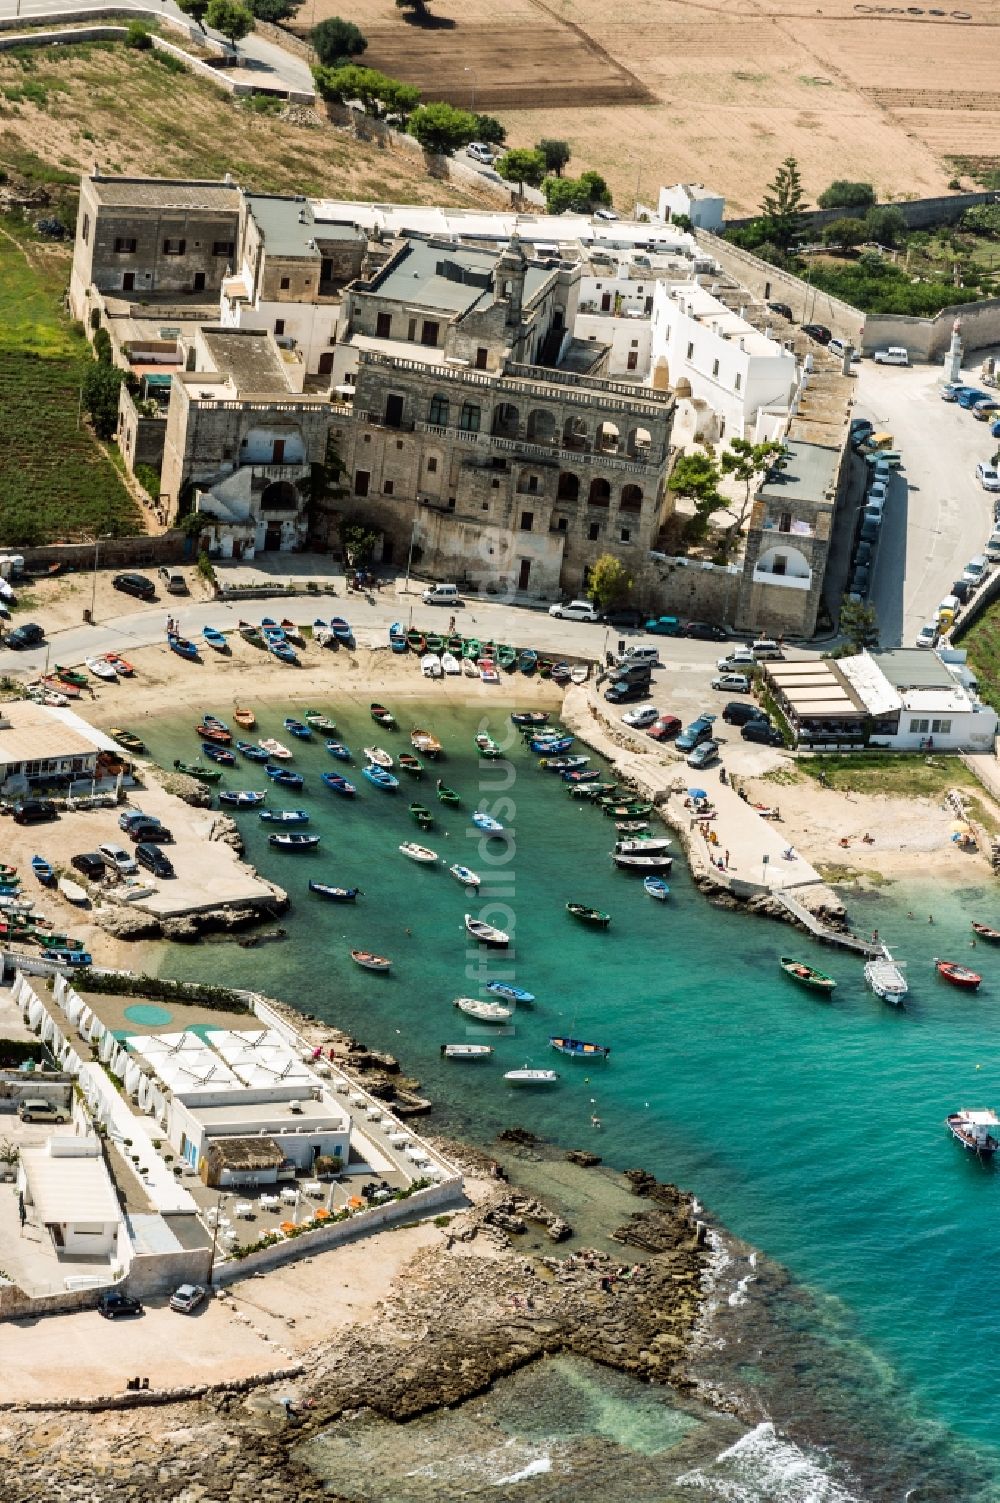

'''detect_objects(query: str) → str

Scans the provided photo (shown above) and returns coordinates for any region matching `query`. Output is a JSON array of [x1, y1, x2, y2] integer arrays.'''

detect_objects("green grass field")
[[799, 751, 984, 802], [962, 609, 1000, 715]]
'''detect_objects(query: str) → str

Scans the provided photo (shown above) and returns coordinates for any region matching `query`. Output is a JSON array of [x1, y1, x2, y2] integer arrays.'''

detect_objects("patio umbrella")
[[687, 787, 708, 800]]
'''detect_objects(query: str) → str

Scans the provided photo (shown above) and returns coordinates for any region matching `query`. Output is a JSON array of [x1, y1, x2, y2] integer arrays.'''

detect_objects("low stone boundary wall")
[[0, 1364, 304, 1413]]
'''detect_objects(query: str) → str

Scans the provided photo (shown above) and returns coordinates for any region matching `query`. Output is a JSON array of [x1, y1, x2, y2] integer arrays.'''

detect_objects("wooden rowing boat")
[[779, 957, 837, 993]]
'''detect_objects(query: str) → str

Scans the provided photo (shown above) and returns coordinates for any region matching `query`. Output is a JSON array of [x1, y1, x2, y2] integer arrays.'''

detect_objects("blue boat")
[[283, 717, 312, 739], [264, 766, 305, 789], [542, 755, 588, 772], [321, 772, 357, 796], [202, 743, 236, 766], [485, 981, 536, 1004], [362, 764, 399, 791], [31, 855, 54, 885], [330, 616, 353, 642], [309, 881, 360, 901], [202, 625, 228, 653], [644, 876, 671, 901], [259, 809, 309, 825], [236, 741, 270, 762], [563, 769, 599, 783], [549, 1035, 611, 1060], [218, 790, 266, 808], [260, 617, 282, 635], [269, 642, 299, 666], [389, 622, 407, 653], [530, 735, 573, 754], [268, 832, 320, 851], [203, 714, 229, 732], [519, 649, 537, 674], [326, 740, 352, 761], [167, 632, 199, 661], [472, 811, 504, 834], [49, 948, 93, 967]]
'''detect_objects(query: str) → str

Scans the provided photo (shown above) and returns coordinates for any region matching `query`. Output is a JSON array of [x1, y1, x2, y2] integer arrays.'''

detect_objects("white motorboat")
[[86, 656, 117, 682], [864, 951, 908, 1005], [400, 841, 438, 864], [946, 1108, 1000, 1155], [441, 652, 461, 675], [570, 664, 590, 685], [259, 738, 293, 759], [364, 745, 394, 769], [464, 913, 510, 947], [614, 837, 672, 856], [441, 1043, 493, 1059], [613, 852, 673, 872], [449, 863, 481, 888], [453, 996, 512, 1022], [421, 653, 443, 679], [504, 1068, 559, 1086], [480, 661, 500, 684], [58, 877, 89, 905], [462, 657, 478, 677], [118, 879, 156, 902]]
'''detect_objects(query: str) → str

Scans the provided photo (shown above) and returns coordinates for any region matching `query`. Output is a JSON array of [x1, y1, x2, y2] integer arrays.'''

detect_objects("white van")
[[963, 554, 989, 586], [751, 638, 783, 660], [872, 347, 909, 366], [422, 583, 461, 606], [985, 532, 1000, 562]]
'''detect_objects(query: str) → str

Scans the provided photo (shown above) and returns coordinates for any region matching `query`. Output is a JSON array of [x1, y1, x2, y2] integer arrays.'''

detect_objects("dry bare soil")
[[297, 0, 1000, 213]]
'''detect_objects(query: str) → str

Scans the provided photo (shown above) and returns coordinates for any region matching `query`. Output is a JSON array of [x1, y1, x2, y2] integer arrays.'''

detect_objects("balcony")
[[752, 565, 811, 590], [248, 463, 310, 494]]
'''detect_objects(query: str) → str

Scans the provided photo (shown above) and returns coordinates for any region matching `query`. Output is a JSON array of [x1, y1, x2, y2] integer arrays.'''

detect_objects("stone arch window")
[[588, 478, 611, 507], [492, 402, 519, 438], [596, 420, 620, 454], [557, 472, 580, 501], [627, 425, 652, 458], [260, 480, 298, 511], [620, 484, 643, 514], [563, 416, 588, 451], [428, 394, 450, 428], [526, 409, 557, 445], [459, 402, 481, 433]]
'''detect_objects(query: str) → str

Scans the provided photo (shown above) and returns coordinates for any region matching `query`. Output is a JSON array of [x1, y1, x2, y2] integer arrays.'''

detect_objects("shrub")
[[196, 549, 216, 583], [817, 180, 875, 210], [311, 16, 367, 66], [135, 464, 162, 498], [125, 22, 154, 49], [864, 204, 906, 247]]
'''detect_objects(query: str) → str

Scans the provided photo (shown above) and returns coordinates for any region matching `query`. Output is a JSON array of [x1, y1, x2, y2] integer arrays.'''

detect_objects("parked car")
[[973, 400, 1000, 420], [751, 638, 783, 660], [166, 572, 188, 595], [6, 622, 44, 650], [683, 620, 728, 641], [98, 1290, 144, 1320], [963, 554, 989, 586], [593, 207, 619, 222], [976, 462, 1000, 492], [119, 809, 162, 834], [712, 672, 752, 693], [723, 701, 768, 727], [992, 418, 1000, 440], [112, 572, 156, 601], [854, 542, 873, 570], [646, 715, 681, 741], [741, 720, 785, 746], [860, 517, 880, 544], [940, 383, 966, 401], [617, 645, 661, 667], [127, 821, 173, 845], [548, 598, 599, 621], [950, 578, 972, 605], [611, 662, 654, 687], [71, 851, 106, 880], [136, 842, 175, 879], [957, 388, 989, 409], [18, 1098, 67, 1123], [686, 739, 720, 769], [828, 336, 855, 360], [601, 607, 644, 629], [604, 683, 649, 705], [98, 842, 139, 877], [422, 584, 461, 607], [851, 565, 871, 594], [675, 714, 717, 753], [915, 621, 938, 649], [644, 615, 683, 636], [621, 704, 659, 729], [872, 347, 909, 366], [169, 1283, 208, 1315], [802, 323, 831, 345], [13, 798, 57, 825], [767, 301, 794, 321], [718, 647, 755, 671], [466, 142, 496, 164]]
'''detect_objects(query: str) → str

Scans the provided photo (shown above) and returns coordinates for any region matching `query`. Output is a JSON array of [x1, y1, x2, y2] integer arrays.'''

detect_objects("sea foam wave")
[[677, 1422, 864, 1503]]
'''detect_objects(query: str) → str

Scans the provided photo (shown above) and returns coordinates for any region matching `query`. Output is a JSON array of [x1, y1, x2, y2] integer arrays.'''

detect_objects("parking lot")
[[853, 356, 1000, 646]]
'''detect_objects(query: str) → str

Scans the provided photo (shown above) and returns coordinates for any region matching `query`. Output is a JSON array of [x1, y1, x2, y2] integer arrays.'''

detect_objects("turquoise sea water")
[[142, 696, 1000, 1499]]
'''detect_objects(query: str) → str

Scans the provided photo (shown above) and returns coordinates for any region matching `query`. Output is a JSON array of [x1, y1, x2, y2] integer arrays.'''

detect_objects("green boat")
[[409, 801, 434, 830], [37, 934, 85, 952], [475, 733, 502, 759], [566, 902, 611, 928], [603, 802, 653, 818], [496, 644, 517, 671], [110, 727, 147, 754], [173, 758, 223, 785], [55, 666, 88, 687], [447, 633, 464, 653], [425, 632, 445, 654], [462, 637, 481, 660], [780, 957, 837, 994], [406, 628, 426, 653], [538, 659, 552, 679], [569, 781, 617, 800], [399, 753, 423, 776], [436, 779, 460, 805]]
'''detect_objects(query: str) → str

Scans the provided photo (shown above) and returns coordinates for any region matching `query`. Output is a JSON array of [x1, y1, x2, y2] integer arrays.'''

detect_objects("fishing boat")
[[86, 656, 117, 682], [441, 652, 461, 676], [936, 959, 982, 990], [570, 664, 590, 685], [550, 662, 572, 684], [946, 1108, 1000, 1156], [616, 837, 672, 856], [449, 863, 480, 888], [233, 707, 256, 731], [109, 728, 146, 755], [55, 666, 88, 687], [202, 743, 236, 766], [326, 740, 352, 762], [269, 641, 299, 666], [441, 1043, 493, 1060], [538, 659, 552, 679], [971, 922, 1000, 943], [43, 674, 79, 699], [304, 711, 336, 732], [330, 616, 353, 643], [511, 711, 549, 727], [219, 790, 266, 808], [399, 752, 423, 776], [371, 703, 397, 729], [486, 981, 535, 1004], [436, 779, 460, 805], [309, 882, 359, 901], [780, 957, 837, 993], [421, 653, 443, 679], [58, 877, 89, 906], [518, 649, 537, 674], [36, 933, 84, 951], [864, 952, 908, 1005], [238, 620, 262, 643], [314, 622, 334, 648], [566, 902, 610, 927], [104, 653, 134, 676], [264, 766, 305, 789], [351, 949, 391, 973], [480, 660, 500, 685], [424, 631, 444, 654], [389, 622, 408, 654], [549, 1036, 611, 1060], [464, 913, 510, 947], [475, 733, 502, 759], [617, 820, 649, 833], [531, 735, 573, 755], [406, 628, 426, 654], [496, 644, 517, 672], [173, 759, 222, 785], [31, 856, 54, 886], [462, 658, 479, 678], [545, 755, 589, 772], [259, 809, 309, 824], [283, 717, 312, 740], [364, 745, 393, 769], [280, 618, 305, 645], [505, 1068, 559, 1086], [472, 811, 504, 834], [453, 997, 512, 1023], [268, 832, 320, 851], [447, 632, 464, 654], [615, 852, 672, 872], [408, 802, 433, 829], [260, 617, 282, 635], [362, 764, 399, 791], [644, 876, 671, 901], [202, 625, 228, 653], [197, 721, 232, 745], [603, 803, 654, 819], [236, 741, 269, 762], [411, 729, 442, 758], [167, 633, 199, 661], [400, 841, 438, 864], [259, 738, 292, 760], [47, 948, 92, 967], [462, 638, 481, 661], [321, 772, 356, 796]]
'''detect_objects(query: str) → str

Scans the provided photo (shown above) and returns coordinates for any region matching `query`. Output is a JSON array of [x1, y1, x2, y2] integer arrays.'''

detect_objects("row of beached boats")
[[389, 623, 590, 686]]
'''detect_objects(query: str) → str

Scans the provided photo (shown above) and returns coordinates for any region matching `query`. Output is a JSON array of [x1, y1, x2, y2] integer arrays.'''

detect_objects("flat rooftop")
[[87, 177, 240, 213], [365, 237, 552, 317], [667, 284, 790, 360], [190, 1097, 346, 1130], [200, 327, 291, 395], [873, 648, 959, 691], [758, 438, 841, 507], [0, 701, 116, 767], [21, 1142, 120, 1225]]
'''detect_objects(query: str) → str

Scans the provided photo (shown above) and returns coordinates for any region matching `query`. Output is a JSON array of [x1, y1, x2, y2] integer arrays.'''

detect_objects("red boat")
[[196, 722, 232, 745], [42, 674, 79, 699], [936, 960, 982, 990], [105, 653, 134, 676]]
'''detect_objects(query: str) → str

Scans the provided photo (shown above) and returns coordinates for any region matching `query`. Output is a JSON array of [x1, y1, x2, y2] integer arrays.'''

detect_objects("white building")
[[18, 1136, 122, 1259], [658, 183, 726, 233], [0, 701, 123, 798]]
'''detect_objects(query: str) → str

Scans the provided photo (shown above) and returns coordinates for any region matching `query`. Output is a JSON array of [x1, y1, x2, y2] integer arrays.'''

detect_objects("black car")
[[683, 621, 728, 642], [71, 851, 106, 880], [802, 323, 832, 345], [767, 301, 794, 321], [127, 821, 173, 845], [951, 579, 972, 605], [136, 842, 175, 878], [600, 607, 645, 629], [742, 720, 785, 747], [6, 622, 44, 650], [604, 683, 650, 704], [113, 572, 156, 602], [723, 702, 768, 727], [13, 799, 57, 825], [98, 1290, 144, 1320]]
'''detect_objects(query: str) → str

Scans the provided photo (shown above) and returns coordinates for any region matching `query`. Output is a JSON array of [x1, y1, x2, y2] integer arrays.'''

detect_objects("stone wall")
[[725, 190, 999, 236], [632, 554, 742, 622], [16, 533, 186, 572], [693, 230, 866, 345]]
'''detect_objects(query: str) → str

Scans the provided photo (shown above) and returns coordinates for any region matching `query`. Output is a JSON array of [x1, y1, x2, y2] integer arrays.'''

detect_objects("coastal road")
[[853, 356, 998, 647]]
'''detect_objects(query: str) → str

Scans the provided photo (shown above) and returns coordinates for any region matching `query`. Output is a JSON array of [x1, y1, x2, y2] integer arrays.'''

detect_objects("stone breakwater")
[[0, 1157, 710, 1502]]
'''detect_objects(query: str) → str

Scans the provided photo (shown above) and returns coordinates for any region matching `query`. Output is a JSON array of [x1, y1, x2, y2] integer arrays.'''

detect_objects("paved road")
[[853, 357, 999, 647]]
